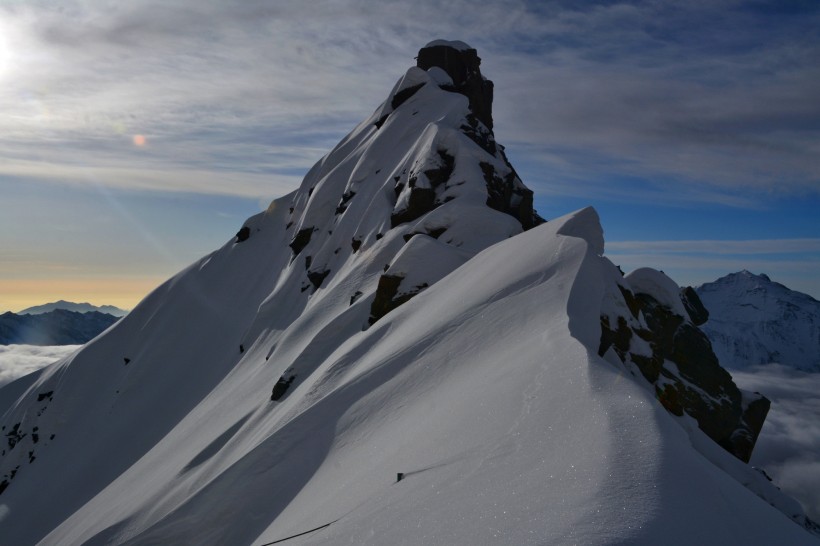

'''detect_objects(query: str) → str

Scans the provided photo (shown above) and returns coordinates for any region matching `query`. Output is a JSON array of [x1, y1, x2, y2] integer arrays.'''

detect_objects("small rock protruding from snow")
[[235, 226, 250, 243]]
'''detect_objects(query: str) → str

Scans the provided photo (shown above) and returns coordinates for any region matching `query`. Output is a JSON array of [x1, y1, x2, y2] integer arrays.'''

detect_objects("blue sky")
[[0, 0, 818, 311]]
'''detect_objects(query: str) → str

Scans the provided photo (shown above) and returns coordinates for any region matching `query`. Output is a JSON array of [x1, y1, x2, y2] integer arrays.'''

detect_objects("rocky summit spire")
[[417, 40, 495, 130]]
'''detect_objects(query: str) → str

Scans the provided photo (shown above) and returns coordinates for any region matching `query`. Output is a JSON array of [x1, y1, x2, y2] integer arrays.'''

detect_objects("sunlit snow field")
[[1, 346, 818, 523]]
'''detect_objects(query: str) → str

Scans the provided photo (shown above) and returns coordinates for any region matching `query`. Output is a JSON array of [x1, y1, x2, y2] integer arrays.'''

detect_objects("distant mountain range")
[[696, 270, 820, 372], [0, 309, 120, 345], [19, 300, 129, 317]]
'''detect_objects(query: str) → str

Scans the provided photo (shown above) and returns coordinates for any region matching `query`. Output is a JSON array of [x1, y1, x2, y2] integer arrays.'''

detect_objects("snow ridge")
[[0, 43, 817, 545]]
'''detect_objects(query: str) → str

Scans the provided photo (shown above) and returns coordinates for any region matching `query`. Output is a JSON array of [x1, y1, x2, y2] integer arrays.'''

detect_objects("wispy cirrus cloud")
[[603, 237, 820, 295], [607, 238, 820, 255], [1, 0, 818, 201], [0, 0, 818, 308]]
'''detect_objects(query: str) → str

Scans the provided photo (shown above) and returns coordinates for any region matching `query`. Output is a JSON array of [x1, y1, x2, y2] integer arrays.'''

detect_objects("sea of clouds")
[[0, 345, 80, 387], [732, 364, 820, 522]]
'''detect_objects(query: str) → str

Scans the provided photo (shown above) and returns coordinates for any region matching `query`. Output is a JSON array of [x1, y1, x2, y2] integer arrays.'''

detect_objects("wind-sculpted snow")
[[0, 42, 817, 545]]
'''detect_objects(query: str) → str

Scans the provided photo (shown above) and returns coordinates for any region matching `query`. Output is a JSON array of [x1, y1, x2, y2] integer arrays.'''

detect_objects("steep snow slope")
[[697, 271, 820, 371], [1, 41, 817, 545], [6, 210, 814, 546]]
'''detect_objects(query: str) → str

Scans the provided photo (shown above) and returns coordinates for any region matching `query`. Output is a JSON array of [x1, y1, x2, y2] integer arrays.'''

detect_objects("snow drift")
[[1, 40, 817, 545]]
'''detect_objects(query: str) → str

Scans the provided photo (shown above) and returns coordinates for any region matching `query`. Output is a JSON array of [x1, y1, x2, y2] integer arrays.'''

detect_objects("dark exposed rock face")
[[289, 228, 313, 257], [307, 269, 331, 290], [680, 286, 709, 326], [374, 41, 543, 233], [335, 191, 356, 216], [417, 43, 494, 130], [391, 83, 426, 110], [480, 161, 539, 230], [599, 285, 769, 463], [235, 226, 250, 243], [415, 43, 541, 230], [390, 150, 455, 228], [270, 375, 295, 401], [369, 275, 405, 325], [368, 274, 428, 325], [390, 187, 437, 228]]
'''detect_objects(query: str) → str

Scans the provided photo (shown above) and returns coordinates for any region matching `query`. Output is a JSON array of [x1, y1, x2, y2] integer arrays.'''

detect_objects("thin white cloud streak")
[[0, 0, 818, 202], [603, 239, 820, 296], [604, 254, 820, 276], [604, 252, 820, 299], [606, 239, 820, 255], [731, 365, 820, 521], [0, 160, 302, 201], [0, 344, 80, 387]]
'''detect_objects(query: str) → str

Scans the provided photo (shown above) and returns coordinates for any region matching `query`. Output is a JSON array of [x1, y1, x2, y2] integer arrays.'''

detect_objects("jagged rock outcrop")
[[412, 40, 543, 231], [416, 40, 495, 130], [599, 268, 769, 462], [680, 285, 709, 325]]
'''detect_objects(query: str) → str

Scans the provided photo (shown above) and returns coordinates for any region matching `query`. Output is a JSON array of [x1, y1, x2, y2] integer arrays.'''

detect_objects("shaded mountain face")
[[0, 41, 816, 545], [0, 310, 119, 345], [696, 271, 820, 372]]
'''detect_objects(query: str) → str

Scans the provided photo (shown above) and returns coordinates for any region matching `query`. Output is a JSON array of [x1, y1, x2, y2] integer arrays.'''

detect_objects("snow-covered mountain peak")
[[1, 44, 818, 545], [717, 269, 774, 289], [234, 42, 544, 341], [696, 271, 820, 371]]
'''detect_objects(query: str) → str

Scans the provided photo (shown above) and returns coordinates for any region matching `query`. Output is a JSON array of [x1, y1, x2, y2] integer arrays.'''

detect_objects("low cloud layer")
[[0, 345, 80, 387], [732, 365, 820, 522]]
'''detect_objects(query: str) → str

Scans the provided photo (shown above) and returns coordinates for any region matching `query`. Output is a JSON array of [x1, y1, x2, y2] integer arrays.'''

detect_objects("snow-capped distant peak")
[[696, 271, 820, 371]]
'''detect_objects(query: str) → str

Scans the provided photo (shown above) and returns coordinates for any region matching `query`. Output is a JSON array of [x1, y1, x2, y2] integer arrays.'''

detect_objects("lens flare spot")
[[132, 134, 147, 147]]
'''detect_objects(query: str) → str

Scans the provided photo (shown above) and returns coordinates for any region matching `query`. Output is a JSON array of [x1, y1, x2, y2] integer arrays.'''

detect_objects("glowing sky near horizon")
[[0, 0, 818, 312]]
